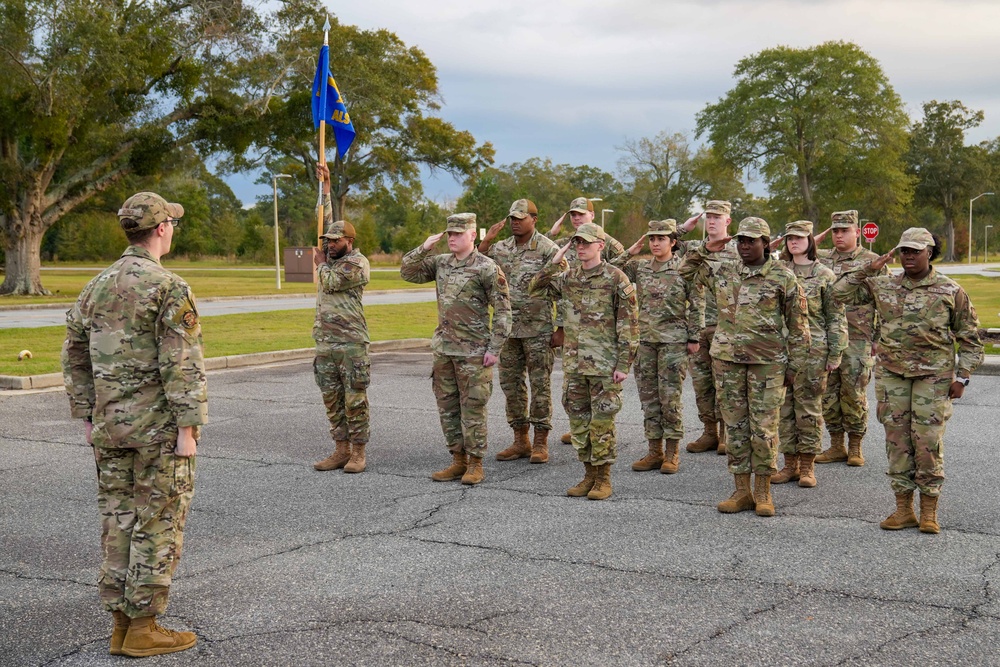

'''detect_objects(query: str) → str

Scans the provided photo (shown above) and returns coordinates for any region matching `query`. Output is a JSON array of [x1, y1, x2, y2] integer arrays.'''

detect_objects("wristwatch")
[[957, 376, 970, 387]]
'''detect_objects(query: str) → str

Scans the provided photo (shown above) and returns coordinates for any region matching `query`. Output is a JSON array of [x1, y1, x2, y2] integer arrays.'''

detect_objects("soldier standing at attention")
[[815, 210, 885, 466], [679, 217, 811, 517], [480, 199, 566, 464], [529, 222, 639, 500], [62, 192, 206, 658], [677, 201, 739, 456], [312, 164, 371, 474], [773, 220, 847, 488], [401, 213, 512, 485], [832, 228, 983, 534], [547, 196, 627, 445], [612, 219, 702, 475]]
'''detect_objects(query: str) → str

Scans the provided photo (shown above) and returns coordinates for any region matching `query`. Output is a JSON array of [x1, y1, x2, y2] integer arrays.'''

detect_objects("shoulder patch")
[[181, 310, 199, 330], [621, 283, 636, 297]]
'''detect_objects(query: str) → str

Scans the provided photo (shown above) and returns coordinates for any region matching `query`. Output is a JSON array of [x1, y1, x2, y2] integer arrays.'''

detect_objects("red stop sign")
[[861, 222, 879, 242]]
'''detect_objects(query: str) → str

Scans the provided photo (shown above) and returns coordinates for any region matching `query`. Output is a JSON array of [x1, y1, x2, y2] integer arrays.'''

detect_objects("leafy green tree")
[[906, 100, 989, 261], [696, 41, 912, 225]]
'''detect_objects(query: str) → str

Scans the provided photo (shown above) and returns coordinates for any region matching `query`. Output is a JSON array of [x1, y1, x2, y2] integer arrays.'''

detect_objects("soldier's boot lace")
[[529, 429, 550, 464], [754, 474, 775, 517], [686, 421, 719, 453], [659, 439, 680, 474], [846, 433, 865, 466], [461, 455, 485, 485], [587, 464, 613, 500], [431, 451, 467, 482], [772, 453, 800, 484], [314, 440, 350, 471], [121, 616, 196, 658], [632, 439, 663, 471], [344, 443, 366, 473], [567, 462, 597, 497], [496, 426, 531, 461], [110, 611, 129, 656], [797, 453, 817, 488], [880, 491, 918, 530], [816, 432, 848, 464], [717, 473, 755, 513], [919, 493, 940, 534]]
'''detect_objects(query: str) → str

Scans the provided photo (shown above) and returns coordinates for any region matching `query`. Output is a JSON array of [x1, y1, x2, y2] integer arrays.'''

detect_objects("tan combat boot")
[[717, 473, 755, 513], [530, 429, 550, 464], [772, 453, 800, 484], [847, 433, 865, 466], [686, 421, 719, 453], [461, 455, 485, 485], [587, 464, 613, 500], [632, 439, 664, 471], [560, 432, 573, 445], [717, 424, 728, 456], [659, 439, 680, 474], [919, 493, 940, 534], [754, 474, 775, 517], [879, 491, 918, 530], [816, 431, 848, 464], [314, 440, 350, 471], [431, 451, 467, 482], [496, 426, 531, 461], [121, 616, 196, 658], [110, 611, 130, 655], [567, 463, 597, 497], [797, 453, 817, 488], [343, 443, 366, 473]]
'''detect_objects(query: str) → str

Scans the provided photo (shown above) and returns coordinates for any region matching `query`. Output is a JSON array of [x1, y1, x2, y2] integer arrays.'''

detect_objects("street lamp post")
[[986, 225, 994, 263], [601, 209, 614, 227], [968, 192, 994, 264], [272, 173, 292, 289]]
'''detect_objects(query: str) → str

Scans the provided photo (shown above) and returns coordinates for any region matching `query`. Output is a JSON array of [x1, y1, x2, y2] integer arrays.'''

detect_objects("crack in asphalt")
[[0, 567, 95, 588]]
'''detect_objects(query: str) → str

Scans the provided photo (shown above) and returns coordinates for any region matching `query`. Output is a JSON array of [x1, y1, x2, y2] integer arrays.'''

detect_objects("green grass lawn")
[[0, 267, 423, 305], [0, 302, 437, 376]]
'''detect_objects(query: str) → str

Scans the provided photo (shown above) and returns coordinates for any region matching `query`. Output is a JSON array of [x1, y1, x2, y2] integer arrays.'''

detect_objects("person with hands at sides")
[[529, 222, 639, 500], [831, 228, 983, 534], [401, 213, 512, 485], [773, 221, 848, 489], [677, 201, 740, 456], [679, 217, 811, 517], [311, 163, 372, 475], [479, 199, 566, 464], [611, 219, 702, 475], [62, 191, 206, 657]]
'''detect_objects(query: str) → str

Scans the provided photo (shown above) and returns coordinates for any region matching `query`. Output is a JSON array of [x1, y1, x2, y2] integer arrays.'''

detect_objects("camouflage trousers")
[[875, 368, 952, 497], [779, 354, 829, 455], [690, 326, 721, 424], [635, 341, 687, 441], [713, 359, 785, 474], [823, 338, 874, 436], [499, 334, 555, 431], [562, 372, 623, 465], [314, 342, 370, 444], [94, 443, 194, 618], [432, 353, 493, 459]]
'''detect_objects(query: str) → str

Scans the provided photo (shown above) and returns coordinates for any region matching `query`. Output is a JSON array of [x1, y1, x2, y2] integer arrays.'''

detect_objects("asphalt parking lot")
[[2, 351, 999, 666]]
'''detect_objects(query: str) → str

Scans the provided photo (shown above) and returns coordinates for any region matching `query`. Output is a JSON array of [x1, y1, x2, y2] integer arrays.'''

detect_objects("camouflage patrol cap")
[[569, 197, 594, 213], [508, 199, 538, 220], [646, 219, 677, 236], [735, 217, 770, 239], [705, 200, 732, 216], [445, 213, 477, 233], [573, 222, 606, 243], [320, 220, 356, 240], [831, 210, 859, 228], [783, 220, 814, 237], [117, 192, 184, 230], [895, 227, 935, 251]]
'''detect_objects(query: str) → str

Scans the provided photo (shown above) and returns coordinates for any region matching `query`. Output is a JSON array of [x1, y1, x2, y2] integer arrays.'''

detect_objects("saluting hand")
[[705, 235, 732, 253], [627, 237, 646, 256], [423, 232, 445, 251], [313, 246, 326, 266], [484, 219, 506, 243], [814, 226, 832, 244], [869, 249, 895, 272], [681, 213, 702, 234], [552, 240, 571, 264], [769, 235, 783, 251], [549, 211, 567, 236]]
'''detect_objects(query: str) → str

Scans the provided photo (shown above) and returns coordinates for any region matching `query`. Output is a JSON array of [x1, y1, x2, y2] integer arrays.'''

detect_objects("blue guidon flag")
[[311, 45, 356, 160]]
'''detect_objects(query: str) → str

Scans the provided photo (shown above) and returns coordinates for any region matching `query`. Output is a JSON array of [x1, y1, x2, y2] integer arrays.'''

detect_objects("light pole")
[[986, 225, 994, 263], [272, 173, 292, 289], [968, 192, 994, 264], [601, 209, 614, 227]]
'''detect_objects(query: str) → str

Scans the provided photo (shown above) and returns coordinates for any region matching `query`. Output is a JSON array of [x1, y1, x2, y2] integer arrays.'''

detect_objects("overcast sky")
[[231, 0, 1000, 205]]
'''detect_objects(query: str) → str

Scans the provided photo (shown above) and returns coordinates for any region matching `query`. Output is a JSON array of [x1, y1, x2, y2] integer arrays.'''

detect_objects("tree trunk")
[[1, 223, 49, 295], [944, 214, 956, 262]]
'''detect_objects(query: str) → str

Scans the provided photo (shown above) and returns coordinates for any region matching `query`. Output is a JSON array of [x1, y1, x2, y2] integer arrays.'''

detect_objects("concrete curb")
[[0, 338, 431, 391]]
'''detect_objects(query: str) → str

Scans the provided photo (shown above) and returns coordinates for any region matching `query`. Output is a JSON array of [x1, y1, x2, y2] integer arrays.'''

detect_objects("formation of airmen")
[[60, 170, 984, 657]]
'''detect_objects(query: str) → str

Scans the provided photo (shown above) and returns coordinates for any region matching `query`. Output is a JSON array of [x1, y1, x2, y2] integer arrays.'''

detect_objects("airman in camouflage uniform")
[[816, 210, 885, 466], [480, 199, 566, 464], [680, 217, 811, 517], [612, 219, 702, 475], [312, 165, 372, 474], [530, 222, 639, 500], [62, 192, 205, 657], [680, 200, 739, 455], [774, 220, 848, 488], [547, 196, 627, 445], [401, 213, 512, 485], [832, 228, 983, 534]]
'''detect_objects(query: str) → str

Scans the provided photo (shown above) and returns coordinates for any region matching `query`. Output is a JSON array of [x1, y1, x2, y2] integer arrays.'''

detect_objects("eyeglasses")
[[166, 218, 181, 228], [572, 238, 594, 246]]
